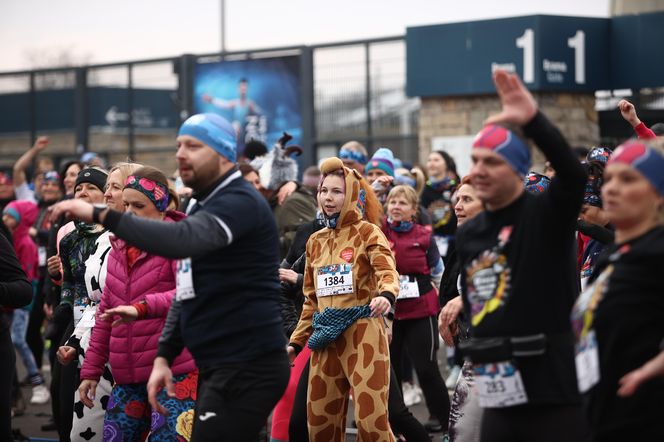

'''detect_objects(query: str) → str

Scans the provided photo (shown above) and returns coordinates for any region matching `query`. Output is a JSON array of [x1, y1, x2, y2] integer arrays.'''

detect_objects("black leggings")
[[52, 320, 77, 442], [26, 275, 46, 370], [480, 404, 590, 442], [289, 356, 430, 442], [391, 315, 450, 428]]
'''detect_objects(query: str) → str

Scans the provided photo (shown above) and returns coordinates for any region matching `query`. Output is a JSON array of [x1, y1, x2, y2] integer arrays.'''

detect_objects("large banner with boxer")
[[194, 55, 302, 155]]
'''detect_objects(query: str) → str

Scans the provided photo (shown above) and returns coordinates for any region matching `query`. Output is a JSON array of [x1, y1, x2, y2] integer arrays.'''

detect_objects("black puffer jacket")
[[279, 220, 323, 338]]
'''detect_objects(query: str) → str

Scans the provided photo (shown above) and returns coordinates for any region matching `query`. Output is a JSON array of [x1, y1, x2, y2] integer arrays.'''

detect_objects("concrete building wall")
[[611, 0, 664, 15], [418, 93, 599, 173]]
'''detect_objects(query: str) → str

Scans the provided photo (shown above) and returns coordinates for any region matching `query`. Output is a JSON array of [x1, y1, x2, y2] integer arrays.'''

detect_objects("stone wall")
[[418, 93, 599, 172]]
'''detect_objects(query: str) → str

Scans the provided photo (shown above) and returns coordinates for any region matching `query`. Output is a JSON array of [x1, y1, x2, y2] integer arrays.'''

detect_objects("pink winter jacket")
[[80, 211, 196, 384]]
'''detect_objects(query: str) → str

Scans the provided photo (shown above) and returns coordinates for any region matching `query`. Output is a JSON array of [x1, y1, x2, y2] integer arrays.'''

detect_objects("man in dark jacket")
[[50, 113, 290, 442]]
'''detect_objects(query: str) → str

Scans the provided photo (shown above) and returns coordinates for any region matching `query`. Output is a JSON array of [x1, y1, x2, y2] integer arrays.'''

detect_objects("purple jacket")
[[80, 211, 196, 384]]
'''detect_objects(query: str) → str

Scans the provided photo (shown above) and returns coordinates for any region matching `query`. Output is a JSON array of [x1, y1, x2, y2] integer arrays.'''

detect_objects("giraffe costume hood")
[[289, 157, 399, 442], [318, 157, 366, 229]]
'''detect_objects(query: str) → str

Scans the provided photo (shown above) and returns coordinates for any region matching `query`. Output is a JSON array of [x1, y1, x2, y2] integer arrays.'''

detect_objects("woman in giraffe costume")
[[288, 156, 399, 442]]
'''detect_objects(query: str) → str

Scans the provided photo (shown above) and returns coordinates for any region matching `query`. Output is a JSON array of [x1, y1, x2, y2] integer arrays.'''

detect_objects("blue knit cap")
[[473, 124, 531, 177], [3, 206, 20, 223], [178, 113, 237, 162], [365, 147, 395, 177]]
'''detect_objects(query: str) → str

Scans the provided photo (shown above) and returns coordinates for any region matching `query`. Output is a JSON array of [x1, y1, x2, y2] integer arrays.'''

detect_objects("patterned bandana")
[[524, 172, 551, 194], [356, 188, 367, 218], [387, 216, 414, 233], [323, 212, 341, 229], [315, 210, 326, 228], [124, 175, 170, 212], [322, 212, 340, 229], [586, 147, 612, 167], [43, 170, 61, 183], [339, 148, 367, 165], [608, 141, 664, 197], [427, 177, 457, 193]]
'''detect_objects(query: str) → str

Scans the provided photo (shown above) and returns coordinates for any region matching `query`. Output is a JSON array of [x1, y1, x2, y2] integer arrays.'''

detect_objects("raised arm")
[[619, 99, 657, 140], [13, 136, 49, 189], [486, 70, 586, 218]]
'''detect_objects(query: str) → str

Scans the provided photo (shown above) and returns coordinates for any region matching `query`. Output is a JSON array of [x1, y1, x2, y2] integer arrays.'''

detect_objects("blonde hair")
[[108, 162, 143, 188], [386, 185, 419, 212], [395, 167, 426, 196]]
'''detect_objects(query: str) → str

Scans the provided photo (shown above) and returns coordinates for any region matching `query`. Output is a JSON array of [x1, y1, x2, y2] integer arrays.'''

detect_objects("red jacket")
[[382, 222, 440, 320]]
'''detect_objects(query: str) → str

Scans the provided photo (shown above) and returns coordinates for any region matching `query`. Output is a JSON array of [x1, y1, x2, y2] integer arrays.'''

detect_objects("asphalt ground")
[[13, 346, 454, 441]]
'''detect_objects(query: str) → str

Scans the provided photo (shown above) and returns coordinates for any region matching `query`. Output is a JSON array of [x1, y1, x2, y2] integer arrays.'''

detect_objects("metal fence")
[[0, 35, 422, 174]]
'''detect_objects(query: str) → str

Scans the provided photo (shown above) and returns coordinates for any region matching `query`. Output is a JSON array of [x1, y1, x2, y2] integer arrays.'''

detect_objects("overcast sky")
[[0, 0, 610, 72]]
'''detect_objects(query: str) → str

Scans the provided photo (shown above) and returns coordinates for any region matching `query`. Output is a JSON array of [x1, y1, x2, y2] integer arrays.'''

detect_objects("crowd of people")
[[1, 70, 663, 442]]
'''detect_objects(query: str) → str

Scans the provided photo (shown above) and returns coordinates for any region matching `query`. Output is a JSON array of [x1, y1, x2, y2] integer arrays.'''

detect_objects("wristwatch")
[[92, 203, 108, 224]]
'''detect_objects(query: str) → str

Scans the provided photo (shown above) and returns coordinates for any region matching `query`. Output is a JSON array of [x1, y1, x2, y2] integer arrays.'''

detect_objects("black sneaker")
[[41, 418, 58, 432], [424, 417, 443, 432], [11, 429, 30, 442]]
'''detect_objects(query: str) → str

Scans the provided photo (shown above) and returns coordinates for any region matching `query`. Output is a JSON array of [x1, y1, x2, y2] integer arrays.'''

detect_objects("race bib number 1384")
[[316, 264, 354, 297]]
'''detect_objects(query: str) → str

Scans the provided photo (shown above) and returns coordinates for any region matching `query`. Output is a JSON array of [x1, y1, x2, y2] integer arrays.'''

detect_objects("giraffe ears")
[[351, 169, 362, 180]]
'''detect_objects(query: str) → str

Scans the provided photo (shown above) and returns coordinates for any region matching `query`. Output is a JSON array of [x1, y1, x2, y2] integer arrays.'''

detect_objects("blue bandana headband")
[[339, 148, 367, 165]]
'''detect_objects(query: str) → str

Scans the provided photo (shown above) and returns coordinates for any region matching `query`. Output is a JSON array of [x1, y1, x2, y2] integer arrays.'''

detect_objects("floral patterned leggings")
[[102, 371, 198, 442]]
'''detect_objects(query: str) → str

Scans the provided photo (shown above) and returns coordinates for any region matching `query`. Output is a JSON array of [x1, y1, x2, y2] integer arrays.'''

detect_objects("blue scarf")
[[427, 177, 456, 192], [387, 216, 414, 233], [322, 212, 340, 229]]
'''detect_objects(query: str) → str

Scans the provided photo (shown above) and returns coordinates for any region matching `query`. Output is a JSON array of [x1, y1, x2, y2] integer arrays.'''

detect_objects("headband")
[[124, 175, 170, 212]]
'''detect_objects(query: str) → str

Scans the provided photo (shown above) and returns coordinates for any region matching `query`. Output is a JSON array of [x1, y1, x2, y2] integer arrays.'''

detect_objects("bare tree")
[[24, 47, 95, 89]]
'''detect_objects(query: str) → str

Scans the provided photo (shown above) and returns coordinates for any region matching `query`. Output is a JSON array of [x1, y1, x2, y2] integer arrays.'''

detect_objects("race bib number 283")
[[473, 360, 528, 408]]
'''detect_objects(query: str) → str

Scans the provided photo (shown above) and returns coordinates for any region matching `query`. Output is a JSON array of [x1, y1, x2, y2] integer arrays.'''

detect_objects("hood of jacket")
[[5, 200, 38, 240], [319, 157, 366, 229]]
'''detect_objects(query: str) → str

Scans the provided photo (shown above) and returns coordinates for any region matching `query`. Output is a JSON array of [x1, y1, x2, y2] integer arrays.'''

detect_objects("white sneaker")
[[446, 365, 461, 389], [411, 383, 423, 405], [30, 384, 50, 405], [402, 382, 415, 406]]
